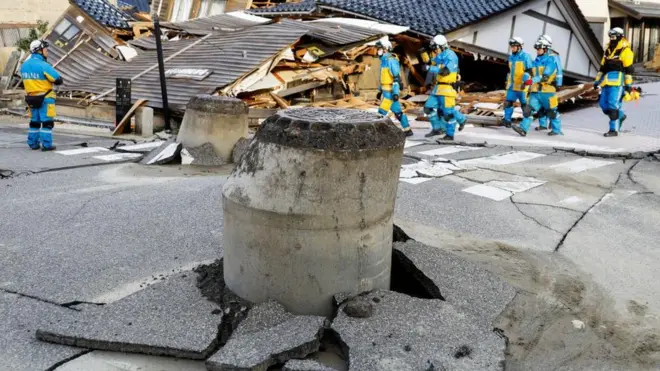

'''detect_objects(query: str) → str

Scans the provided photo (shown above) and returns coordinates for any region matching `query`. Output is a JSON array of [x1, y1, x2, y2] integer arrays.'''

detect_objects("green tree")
[[15, 21, 49, 52]]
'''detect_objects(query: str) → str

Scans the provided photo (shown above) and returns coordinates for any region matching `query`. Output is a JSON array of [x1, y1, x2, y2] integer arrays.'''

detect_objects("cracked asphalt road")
[[1, 117, 660, 369]]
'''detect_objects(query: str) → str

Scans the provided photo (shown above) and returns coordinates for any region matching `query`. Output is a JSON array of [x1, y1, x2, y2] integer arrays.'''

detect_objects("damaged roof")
[[52, 24, 308, 109], [72, 0, 133, 29], [253, 0, 532, 35], [117, 0, 150, 13], [610, 0, 660, 19]]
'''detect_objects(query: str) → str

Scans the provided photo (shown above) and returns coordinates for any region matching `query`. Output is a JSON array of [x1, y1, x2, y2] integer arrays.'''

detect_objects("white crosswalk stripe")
[[418, 146, 480, 157], [550, 158, 615, 173], [458, 151, 546, 167], [56, 147, 109, 156], [93, 153, 143, 162]]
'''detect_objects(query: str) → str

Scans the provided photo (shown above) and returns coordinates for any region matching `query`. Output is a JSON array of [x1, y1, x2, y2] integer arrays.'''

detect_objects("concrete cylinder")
[[177, 95, 248, 162], [222, 108, 406, 316]]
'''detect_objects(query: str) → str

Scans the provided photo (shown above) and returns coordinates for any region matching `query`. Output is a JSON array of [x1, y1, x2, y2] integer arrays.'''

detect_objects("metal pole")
[[153, 14, 171, 131]]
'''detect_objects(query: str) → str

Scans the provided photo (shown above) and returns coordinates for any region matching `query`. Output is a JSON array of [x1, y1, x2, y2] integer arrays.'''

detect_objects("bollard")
[[177, 95, 248, 162], [222, 108, 406, 316]]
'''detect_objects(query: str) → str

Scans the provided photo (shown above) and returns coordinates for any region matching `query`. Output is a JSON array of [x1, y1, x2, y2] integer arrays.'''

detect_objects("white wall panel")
[[545, 24, 571, 60], [547, 2, 564, 20], [474, 17, 514, 54], [568, 34, 591, 76], [513, 14, 546, 56]]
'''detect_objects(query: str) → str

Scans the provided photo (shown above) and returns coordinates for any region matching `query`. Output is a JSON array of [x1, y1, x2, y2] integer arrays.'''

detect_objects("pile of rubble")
[[35, 228, 517, 371]]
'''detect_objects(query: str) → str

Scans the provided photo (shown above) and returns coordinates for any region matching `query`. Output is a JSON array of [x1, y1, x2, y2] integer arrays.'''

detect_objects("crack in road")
[[554, 190, 611, 252], [509, 197, 564, 235], [45, 350, 92, 371], [0, 288, 81, 311]]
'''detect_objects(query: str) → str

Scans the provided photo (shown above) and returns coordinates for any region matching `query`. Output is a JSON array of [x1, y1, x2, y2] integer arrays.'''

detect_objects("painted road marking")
[[93, 153, 143, 162], [458, 151, 546, 167], [550, 158, 616, 173], [404, 141, 424, 149], [462, 184, 512, 201], [400, 177, 433, 185], [56, 147, 109, 156], [487, 179, 546, 193], [419, 145, 480, 157], [116, 142, 163, 152]]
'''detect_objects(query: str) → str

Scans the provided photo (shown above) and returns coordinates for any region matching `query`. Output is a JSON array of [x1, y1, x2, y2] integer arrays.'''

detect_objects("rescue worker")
[[535, 34, 563, 130], [21, 39, 62, 151], [423, 35, 467, 140], [375, 37, 413, 137], [512, 36, 562, 137], [503, 37, 534, 128], [594, 27, 634, 137]]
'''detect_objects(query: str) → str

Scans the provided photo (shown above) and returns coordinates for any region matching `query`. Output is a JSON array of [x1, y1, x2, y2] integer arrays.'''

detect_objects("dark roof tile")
[[72, 0, 133, 29], [252, 0, 532, 34]]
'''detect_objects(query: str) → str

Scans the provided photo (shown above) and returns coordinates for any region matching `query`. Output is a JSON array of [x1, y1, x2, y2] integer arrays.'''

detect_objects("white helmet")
[[608, 27, 624, 38], [538, 34, 552, 46], [29, 39, 49, 54], [375, 37, 393, 51], [509, 36, 524, 47], [431, 34, 448, 49]]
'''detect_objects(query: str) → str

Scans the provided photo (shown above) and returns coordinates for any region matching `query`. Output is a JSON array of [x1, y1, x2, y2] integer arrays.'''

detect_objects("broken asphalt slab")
[[140, 139, 182, 165], [36, 273, 226, 360], [206, 300, 325, 371], [0, 291, 87, 371], [183, 142, 227, 166], [394, 240, 517, 326], [283, 359, 339, 371], [115, 141, 165, 154], [331, 290, 507, 371]]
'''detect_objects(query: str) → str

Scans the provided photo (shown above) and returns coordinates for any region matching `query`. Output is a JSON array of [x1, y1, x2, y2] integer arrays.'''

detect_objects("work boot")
[[503, 120, 512, 128], [30, 146, 41, 150], [535, 126, 548, 131], [604, 131, 618, 137], [404, 129, 414, 137], [424, 129, 445, 138], [512, 125, 527, 137], [458, 122, 466, 132], [41, 146, 57, 152], [439, 135, 454, 141], [547, 131, 562, 136]]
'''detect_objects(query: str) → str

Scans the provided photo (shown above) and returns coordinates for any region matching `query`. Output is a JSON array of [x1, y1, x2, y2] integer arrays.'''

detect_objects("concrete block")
[[331, 290, 507, 371], [140, 140, 182, 165], [222, 108, 406, 316], [394, 240, 517, 326], [231, 137, 250, 164], [135, 107, 154, 137], [206, 300, 325, 371], [36, 274, 224, 360], [177, 95, 248, 163]]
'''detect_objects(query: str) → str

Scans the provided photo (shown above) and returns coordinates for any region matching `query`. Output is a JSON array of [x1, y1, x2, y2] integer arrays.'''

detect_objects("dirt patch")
[[395, 219, 660, 370]]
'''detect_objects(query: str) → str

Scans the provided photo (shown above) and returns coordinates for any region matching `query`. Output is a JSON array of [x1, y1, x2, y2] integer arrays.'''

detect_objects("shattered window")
[[53, 19, 72, 35], [199, 0, 227, 17], [62, 24, 80, 41]]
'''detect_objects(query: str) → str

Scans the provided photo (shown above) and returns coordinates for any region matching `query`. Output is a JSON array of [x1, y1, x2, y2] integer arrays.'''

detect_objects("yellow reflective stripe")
[[380, 67, 394, 85], [379, 98, 393, 112], [24, 79, 53, 95], [381, 84, 393, 92], [43, 72, 56, 82]]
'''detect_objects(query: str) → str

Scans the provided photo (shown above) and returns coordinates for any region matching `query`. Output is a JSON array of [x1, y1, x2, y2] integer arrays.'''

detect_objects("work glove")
[[376, 91, 382, 100], [393, 94, 399, 102], [592, 82, 600, 90], [624, 85, 633, 94]]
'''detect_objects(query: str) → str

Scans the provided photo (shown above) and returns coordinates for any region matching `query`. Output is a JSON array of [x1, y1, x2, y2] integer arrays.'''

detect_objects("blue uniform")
[[378, 53, 410, 131], [20, 53, 61, 149], [424, 48, 466, 137], [520, 52, 562, 134], [594, 38, 634, 132], [537, 50, 563, 128], [504, 50, 533, 123]]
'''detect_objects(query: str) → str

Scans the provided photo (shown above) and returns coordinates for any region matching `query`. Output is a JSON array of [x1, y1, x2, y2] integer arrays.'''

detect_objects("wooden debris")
[[112, 99, 148, 136]]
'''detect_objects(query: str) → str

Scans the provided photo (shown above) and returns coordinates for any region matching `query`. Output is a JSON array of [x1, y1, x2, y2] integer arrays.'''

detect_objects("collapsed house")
[[2, 0, 609, 133]]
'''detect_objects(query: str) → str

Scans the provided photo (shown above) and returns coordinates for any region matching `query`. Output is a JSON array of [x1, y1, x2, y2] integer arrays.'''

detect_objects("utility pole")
[[153, 14, 171, 131]]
